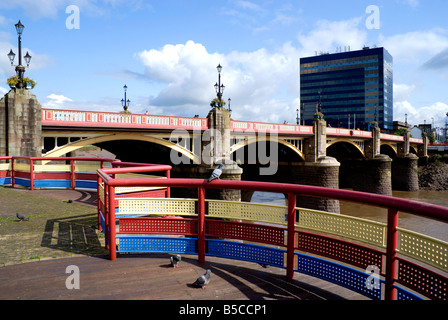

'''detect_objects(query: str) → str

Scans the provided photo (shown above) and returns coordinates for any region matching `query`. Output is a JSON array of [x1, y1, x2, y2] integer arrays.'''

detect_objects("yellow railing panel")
[[398, 228, 448, 273], [13, 163, 31, 172], [296, 208, 386, 247], [207, 200, 287, 225], [0, 163, 11, 170], [34, 164, 70, 172], [118, 198, 197, 216]]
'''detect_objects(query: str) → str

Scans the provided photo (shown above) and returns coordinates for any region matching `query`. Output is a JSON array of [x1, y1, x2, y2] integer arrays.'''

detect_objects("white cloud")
[[379, 29, 448, 64], [297, 18, 367, 56], [136, 40, 301, 121], [43, 93, 73, 108], [394, 100, 448, 128]]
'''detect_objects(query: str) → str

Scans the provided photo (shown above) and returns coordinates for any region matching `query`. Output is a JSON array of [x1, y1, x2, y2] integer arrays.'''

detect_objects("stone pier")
[[0, 88, 42, 157]]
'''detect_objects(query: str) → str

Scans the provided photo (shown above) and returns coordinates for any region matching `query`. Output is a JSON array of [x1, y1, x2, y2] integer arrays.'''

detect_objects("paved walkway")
[[0, 188, 367, 301]]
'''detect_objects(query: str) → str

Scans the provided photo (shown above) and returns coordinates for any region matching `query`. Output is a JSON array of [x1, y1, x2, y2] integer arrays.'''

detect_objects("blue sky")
[[1, 0, 448, 129]]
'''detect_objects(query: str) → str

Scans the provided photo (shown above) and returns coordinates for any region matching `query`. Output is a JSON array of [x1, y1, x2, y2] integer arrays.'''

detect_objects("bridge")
[[0, 89, 428, 213]]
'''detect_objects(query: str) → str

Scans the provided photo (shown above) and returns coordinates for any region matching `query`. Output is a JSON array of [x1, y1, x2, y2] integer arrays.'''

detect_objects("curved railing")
[[97, 164, 448, 301], [1, 156, 446, 300]]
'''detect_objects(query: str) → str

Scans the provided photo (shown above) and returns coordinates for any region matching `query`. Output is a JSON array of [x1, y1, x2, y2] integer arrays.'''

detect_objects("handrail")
[[97, 166, 448, 300], [97, 175, 448, 223]]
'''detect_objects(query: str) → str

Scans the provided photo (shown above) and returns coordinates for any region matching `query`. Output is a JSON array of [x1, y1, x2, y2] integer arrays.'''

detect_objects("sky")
[[0, 0, 448, 130]]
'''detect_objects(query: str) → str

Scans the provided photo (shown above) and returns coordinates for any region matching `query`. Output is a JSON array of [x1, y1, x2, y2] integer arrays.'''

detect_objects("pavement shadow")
[[41, 213, 108, 256]]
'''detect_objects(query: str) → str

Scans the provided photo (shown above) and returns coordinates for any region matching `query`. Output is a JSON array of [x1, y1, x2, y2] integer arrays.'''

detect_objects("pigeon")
[[170, 254, 181, 268], [207, 164, 223, 182], [16, 213, 29, 222], [193, 269, 211, 289]]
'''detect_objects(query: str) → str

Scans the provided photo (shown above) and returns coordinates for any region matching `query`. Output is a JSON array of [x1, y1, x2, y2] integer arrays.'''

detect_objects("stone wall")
[[0, 89, 42, 157]]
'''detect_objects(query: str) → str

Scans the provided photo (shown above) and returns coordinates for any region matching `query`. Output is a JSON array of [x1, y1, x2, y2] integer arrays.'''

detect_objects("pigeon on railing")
[[193, 269, 211, 289], [207, 164, 223, 182], [16, 213, 29, 222], [170, 254, 181, 268]]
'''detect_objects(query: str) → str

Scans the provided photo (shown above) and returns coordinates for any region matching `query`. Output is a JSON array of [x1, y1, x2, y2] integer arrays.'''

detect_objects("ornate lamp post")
[[121, 84, 130, 112], [214, 64, 225, 107], [7, 20, 32, 89]]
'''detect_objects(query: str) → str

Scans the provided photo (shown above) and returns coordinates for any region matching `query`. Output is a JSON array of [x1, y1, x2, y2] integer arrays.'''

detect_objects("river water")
[[251, 190, 448, 242]]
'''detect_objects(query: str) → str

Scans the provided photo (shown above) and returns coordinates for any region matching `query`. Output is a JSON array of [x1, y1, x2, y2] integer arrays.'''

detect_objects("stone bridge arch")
[[230, 136, 306, 162], [44, 133, 200, 164]]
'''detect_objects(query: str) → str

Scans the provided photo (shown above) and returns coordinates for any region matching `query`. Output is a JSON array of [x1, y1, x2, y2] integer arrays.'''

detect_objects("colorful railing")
[[1, 156, 445, 300], [97, 165, 448, 301], [0, 157, 170, 196]]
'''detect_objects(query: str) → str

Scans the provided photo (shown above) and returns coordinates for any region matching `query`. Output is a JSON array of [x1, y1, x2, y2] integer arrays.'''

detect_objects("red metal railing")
[[0, 156, 117, 191], [97, 165, 448, 300]]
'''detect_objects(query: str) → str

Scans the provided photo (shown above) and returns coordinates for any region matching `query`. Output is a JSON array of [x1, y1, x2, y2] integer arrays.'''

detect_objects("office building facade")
[[299, 47, 393, 131]]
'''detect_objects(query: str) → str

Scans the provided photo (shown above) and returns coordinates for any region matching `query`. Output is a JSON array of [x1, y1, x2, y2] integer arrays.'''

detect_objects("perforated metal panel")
[[395, 286, 423, 300], [296, 231, 384, 273], [207, 200, 287, 225], [296, 208, 386, 247], [295, 252, 383, 300], [397, 258, 447, 300], [398, 228, 448, 273], [117, 236, 197, 254], [119, 217, 197, 235], [118, 198, 197, 216], [206, 239, 285, 268], [206, 220, 286, 246]]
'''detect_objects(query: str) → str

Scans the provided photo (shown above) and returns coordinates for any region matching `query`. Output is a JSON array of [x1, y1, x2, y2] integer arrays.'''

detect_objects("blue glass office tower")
[[300, 47, 393, 131]]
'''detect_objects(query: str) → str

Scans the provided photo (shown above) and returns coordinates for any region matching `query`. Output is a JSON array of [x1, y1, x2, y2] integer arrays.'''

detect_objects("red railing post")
[[29, 159, 34, 191], [166, 169, 171, 198], [287, 192, 297, 279], [97, 175, 102, 231], [108, 184, 116, 260], [11, 157, 15, 188], [71, 159, 75, 190], [385, 208, 399, 300], [198, 186, 205, 263], [104, 183, 110, 249]]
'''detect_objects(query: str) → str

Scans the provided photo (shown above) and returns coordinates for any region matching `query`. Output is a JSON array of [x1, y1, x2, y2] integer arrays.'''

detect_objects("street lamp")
[[121, 84, 130, 112], [214, 64, 225, 107], [228, 98, 232, 115], [7, 20, 32, 89]]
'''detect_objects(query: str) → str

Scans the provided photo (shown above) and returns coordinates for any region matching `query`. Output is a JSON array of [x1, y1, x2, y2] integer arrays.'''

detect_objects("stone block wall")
[[0, 89, 42, 157]]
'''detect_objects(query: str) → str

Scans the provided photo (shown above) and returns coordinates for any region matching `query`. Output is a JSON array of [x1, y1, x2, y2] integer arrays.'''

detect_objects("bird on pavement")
[[207, 164, 223, 182], [193, 269, 211, 289], [16, 213, 29, 222], [170, 254, 181, 268]]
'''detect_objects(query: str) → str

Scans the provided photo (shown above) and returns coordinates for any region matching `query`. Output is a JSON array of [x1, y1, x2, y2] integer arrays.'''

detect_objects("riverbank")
[[419, 162, 448, 191]]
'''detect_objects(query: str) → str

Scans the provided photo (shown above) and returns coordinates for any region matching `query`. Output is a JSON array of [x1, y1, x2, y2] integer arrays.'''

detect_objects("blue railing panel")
[[206, 239, 285, 268], [116, 236, 197, 254], [295, 252, 383, 300]]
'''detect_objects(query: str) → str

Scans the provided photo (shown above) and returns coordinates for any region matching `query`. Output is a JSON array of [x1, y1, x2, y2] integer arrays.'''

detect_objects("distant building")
[[300, 47, 393, 131]]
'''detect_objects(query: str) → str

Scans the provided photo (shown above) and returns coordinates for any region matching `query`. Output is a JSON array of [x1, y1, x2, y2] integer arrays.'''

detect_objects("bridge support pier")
[[0, 89, 42, 157], [297, 157, 340, 213], [348, 155, 393, 196], [392, 154, 419, 192]]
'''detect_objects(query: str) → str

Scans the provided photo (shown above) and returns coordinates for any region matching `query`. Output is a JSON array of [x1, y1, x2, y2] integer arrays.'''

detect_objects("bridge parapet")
[[42, 108, 208, 131]]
